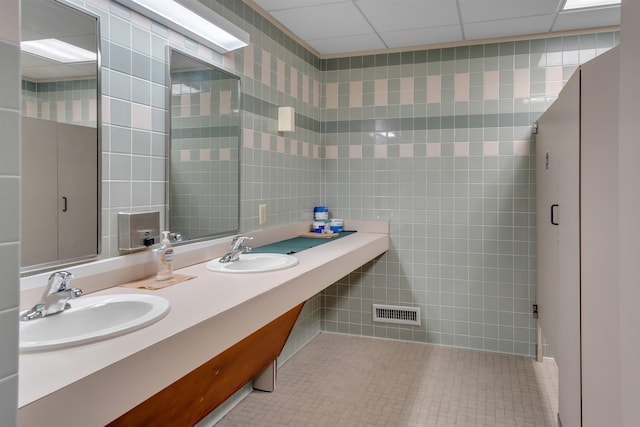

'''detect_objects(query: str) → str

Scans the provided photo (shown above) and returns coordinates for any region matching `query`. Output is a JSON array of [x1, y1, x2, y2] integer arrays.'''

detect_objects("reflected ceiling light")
[[563, 0, 620, 10], [369, 131, 396, 139], [113, 0, 249, 53], [172, 83, 201, 95], [21, 38, 95, 63]]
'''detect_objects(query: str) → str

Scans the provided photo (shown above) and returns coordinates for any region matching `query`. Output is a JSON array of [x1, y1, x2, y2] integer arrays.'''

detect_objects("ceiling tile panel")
[[307, 33, 386, 54], [380, 25, 464, 48], [248, 0, 619, 56], [270, 2, 374, 40], [458, 0, 562, 23], [553, 6, 620, 31], [356, 0, 460, 32], [464, 15, 556, 40]]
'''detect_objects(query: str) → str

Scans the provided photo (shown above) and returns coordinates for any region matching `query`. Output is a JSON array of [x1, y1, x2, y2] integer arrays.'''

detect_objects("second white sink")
[[19, 294, 170, 352], [206, 253, 298, 273]]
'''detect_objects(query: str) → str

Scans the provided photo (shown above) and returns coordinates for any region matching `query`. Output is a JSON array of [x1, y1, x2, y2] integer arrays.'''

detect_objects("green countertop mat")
[[251, 231, 356, 255]]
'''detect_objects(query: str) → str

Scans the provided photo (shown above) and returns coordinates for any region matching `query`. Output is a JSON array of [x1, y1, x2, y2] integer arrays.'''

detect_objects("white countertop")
[[18, 225, 388, 426]]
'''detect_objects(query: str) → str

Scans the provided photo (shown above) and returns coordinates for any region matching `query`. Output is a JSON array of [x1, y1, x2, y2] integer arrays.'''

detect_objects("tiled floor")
[[216, 333, 558, 427]]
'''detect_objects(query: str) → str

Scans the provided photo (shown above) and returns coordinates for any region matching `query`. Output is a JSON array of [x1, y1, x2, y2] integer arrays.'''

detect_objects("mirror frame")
[[20, 0, 102, 275], [166, 47, 241, 245]]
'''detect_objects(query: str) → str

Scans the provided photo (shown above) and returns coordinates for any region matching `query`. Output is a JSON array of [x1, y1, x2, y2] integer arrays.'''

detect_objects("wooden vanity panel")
[[107, 302, 305, 427]]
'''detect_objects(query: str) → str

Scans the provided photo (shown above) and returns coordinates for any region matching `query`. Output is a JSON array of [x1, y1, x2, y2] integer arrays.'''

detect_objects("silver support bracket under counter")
[[252, 361, 277, 392]]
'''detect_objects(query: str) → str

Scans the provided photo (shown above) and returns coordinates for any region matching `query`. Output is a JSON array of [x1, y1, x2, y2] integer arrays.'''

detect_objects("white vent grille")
[[372, 304, 420, 326]]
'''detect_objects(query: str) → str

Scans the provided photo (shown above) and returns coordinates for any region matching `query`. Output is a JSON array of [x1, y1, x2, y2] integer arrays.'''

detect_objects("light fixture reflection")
[[172, 83, 202, 95], [113, 0, 249, 53], [21, 38, 95, 63], [563, 0, 620, 10], [374, 131, 396, 138]]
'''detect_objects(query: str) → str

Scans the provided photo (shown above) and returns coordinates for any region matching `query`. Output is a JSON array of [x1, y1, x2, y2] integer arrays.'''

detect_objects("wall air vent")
[[372, 304, 420, 326]]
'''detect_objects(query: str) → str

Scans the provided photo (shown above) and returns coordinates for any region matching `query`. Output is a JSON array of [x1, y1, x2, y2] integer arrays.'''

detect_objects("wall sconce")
[[278, 107, 295, 132], [113, 0, 249, 53]]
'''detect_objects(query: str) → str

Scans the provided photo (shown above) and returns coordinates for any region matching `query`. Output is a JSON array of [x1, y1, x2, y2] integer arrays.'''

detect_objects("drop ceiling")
[[248, 0, 620, 56]]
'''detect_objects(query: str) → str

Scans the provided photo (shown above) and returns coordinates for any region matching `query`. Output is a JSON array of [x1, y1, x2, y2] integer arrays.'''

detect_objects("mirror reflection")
[[20, 0, 100, 272], [168, 49, 241, 242]]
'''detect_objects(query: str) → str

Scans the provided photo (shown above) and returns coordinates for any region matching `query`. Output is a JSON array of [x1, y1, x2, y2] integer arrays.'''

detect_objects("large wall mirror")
[[20, 0, 101, 273], [167, 48, 240, 243]]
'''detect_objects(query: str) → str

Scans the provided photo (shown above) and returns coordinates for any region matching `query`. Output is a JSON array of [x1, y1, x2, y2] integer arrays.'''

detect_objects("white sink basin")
[[206, 253, 298, 273], [19, 294, 170, 352]]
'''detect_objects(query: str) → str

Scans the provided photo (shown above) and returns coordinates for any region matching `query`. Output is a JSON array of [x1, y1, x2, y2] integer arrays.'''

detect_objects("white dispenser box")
[[278, 106, 295, 132]]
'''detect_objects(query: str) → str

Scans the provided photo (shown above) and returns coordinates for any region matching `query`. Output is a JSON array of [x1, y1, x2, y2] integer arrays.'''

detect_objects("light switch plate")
[[259, 204, 267, 225]]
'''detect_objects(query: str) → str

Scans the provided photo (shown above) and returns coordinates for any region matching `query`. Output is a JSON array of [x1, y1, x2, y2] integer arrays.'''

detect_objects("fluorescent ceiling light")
[[21, 38, 95, 63], [113, 0, 249, 53], [563, 0, 620, 10]]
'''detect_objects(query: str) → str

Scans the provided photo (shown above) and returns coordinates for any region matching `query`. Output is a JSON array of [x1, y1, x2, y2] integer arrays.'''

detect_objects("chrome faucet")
[[20, 271, 83, 321], [219, 235, 253, 263]]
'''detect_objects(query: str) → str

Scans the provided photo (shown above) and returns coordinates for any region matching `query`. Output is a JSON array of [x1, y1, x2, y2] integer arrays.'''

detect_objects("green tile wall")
[[170, 69, 240, 238], [0, 0, 21, 421], [202, 1, 618, 358], [21, 78, 98, 127], [320, 33, 618, 356]]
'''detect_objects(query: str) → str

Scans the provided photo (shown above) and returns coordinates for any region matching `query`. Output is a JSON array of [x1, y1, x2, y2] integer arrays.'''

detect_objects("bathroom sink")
[[206, 253, 298, 273], [19, 294, 170, 352]]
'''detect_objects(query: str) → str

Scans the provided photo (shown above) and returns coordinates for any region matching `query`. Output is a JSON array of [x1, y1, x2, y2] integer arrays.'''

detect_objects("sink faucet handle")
[[231, 235, 253, 249], [45, 271, 75, 294], [22, 271, 81, 321]]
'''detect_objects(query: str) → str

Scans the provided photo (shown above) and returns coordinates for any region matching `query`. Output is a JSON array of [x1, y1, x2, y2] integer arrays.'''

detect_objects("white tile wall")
[[0, 0, 19, 45], [0, 375, 18, 426]]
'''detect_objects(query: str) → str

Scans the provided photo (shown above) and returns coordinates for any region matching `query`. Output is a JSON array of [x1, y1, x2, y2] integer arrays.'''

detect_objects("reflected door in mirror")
[[21, 117, 98, 266]]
